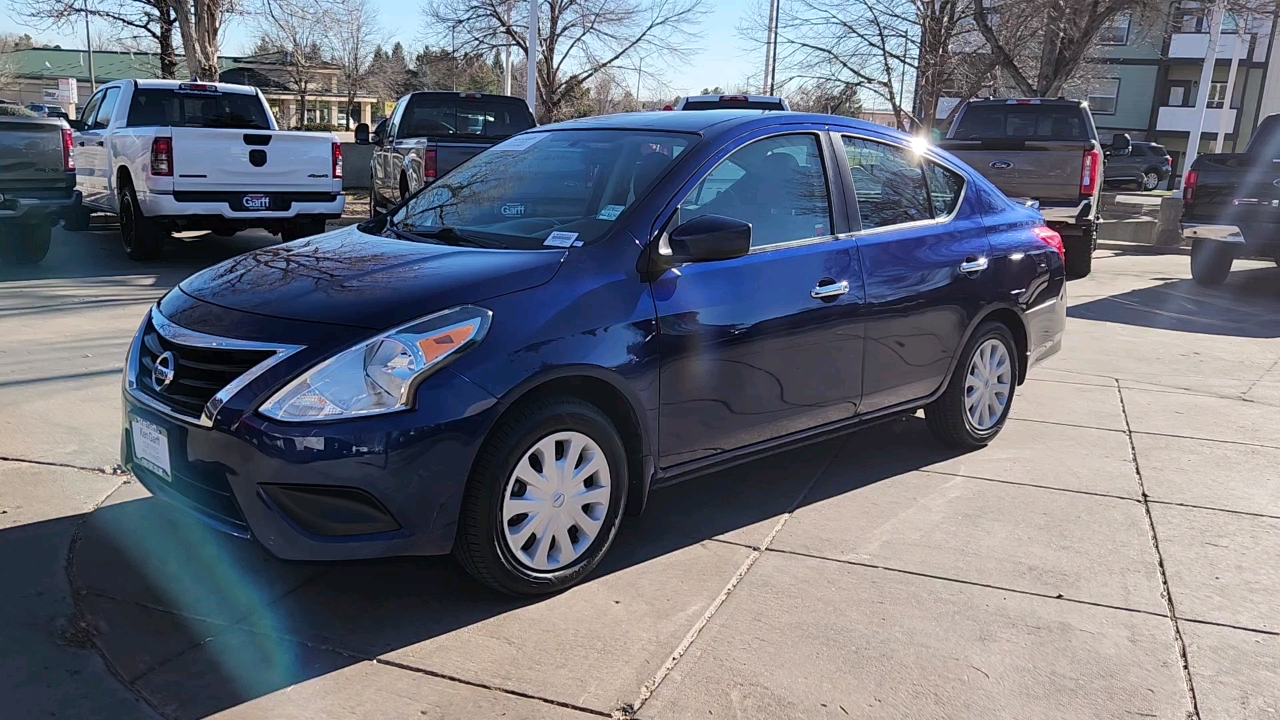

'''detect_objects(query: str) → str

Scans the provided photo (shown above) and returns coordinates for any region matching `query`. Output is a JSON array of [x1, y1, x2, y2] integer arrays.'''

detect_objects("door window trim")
[[835, 131, 968, 237], [650, 126, 852, 256]]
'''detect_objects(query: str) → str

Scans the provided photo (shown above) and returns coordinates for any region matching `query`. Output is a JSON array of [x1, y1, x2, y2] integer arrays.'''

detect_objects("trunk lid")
[[0, 117, 64, 188], [939, 139, 1088, 204], [170, 128, 336, 193]]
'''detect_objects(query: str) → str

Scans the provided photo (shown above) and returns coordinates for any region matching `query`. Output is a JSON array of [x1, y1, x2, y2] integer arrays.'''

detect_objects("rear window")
[[952, 105, 1089, 141], [401, 95, 534, 140], [682, 99, 785, 111], [127, 89, 272, 130]]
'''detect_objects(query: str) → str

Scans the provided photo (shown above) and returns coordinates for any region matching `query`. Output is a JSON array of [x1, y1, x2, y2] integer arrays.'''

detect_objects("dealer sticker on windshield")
[[544, 231, 579, 247], [496, 134, 546, 152], [596, 205, 625, 221]]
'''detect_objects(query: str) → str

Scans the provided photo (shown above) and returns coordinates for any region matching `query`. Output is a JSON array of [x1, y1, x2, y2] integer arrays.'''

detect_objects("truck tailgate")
[[170, 128, 336, 192], [0, 119, 63, 187], [940, 140, 1086, 203], [434, 140, 491, 176]]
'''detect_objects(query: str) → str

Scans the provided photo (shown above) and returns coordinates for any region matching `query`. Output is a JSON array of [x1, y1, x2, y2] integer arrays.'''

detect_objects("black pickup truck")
[[0, 111, 82, 264], [1183, 113, 1280, 285]]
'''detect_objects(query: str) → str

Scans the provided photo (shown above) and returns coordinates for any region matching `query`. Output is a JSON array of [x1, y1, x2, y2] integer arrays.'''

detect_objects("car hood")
[[180, 225, 566, 329]]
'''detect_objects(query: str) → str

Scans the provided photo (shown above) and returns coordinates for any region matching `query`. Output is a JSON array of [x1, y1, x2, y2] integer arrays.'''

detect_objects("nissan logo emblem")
[[152, 351, 176, 392], [990, 160, 1014, 170]]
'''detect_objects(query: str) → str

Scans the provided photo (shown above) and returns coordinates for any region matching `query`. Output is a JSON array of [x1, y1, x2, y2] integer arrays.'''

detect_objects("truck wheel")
[[0, 222, 52, 265], [280, 218, 328, 243], [1191, 238, 1235, 286], [62, 208, 91, 232], [119, 183, 165, 261], [1063, 226, 1094, 279]]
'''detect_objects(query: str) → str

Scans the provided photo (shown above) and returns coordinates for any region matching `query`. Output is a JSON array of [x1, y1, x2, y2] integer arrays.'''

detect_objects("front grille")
[[137, 319, 274, 420]]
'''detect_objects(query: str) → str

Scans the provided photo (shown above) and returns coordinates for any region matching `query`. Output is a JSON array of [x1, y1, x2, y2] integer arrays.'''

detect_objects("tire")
[[0, 222, 52, 264], [399, 173, 411, 204], [119, 182, 165, 261], [925, 321, 1018, 450], [62, 208, 91, 232], [1062, 225, 1095, 279], [280, 218, 328, 243], [368, 192, 380, 219], [454, 397, 629, 595], [1191, 238, 1235, 286], [1141, 170, 1161, 191]]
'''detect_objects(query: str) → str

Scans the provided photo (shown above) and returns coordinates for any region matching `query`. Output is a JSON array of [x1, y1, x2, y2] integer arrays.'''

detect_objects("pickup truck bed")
[[0, 114, 81, 264], [1182, 113, 1280, 285]]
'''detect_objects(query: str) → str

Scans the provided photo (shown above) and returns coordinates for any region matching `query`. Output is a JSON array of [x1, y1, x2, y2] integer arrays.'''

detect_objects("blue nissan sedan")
[[122, 111, 1066, 595]]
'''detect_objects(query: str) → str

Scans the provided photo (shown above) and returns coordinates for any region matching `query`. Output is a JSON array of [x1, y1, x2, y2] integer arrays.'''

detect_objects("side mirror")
[[66, 119, 82, 132], [372, 118, 388, 145], [354, 122, 370, 145], [668, 214, 751, 262], [1111, 133, 1132, 154]]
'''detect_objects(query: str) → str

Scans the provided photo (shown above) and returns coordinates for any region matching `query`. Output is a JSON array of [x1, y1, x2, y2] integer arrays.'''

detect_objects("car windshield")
[[952, 105, 1087, 141], [401, 95, 535, 140], [127, 89, 272, 129], [389, 129, 695, 249]]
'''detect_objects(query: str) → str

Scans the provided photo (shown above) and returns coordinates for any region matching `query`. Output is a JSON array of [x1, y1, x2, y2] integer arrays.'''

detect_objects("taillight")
[[150, 137, 173, 176], [662, 105, 674, 111], [1183, 168, 1198, 204], [1080, 148, 1101, 196], [1033, 225, 1065, 262], [61, 127, 75, 172], [332, 141, 343, 179], [424, 147, 437, 183]]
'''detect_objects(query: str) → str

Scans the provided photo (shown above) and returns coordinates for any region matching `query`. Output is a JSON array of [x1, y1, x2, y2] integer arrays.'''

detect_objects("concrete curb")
[[1097, 239, 1190, 256]]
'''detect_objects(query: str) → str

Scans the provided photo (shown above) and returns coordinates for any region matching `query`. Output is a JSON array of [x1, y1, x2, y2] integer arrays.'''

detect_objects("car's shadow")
[[22, 415, 956, 717], [1068, 264, 1280, 338]]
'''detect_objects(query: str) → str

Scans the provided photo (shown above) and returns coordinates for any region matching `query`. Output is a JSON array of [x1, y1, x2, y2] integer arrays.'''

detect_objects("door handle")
[[77, 141, 85, 147], [959, 257, 989, 274], [95, 141, 104, 146], [811, 280, 850, 299]]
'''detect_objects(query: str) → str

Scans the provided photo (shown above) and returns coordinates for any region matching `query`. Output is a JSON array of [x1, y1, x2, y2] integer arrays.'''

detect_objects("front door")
[[841, 134, 993, 413], [652, 131, 866, 467]]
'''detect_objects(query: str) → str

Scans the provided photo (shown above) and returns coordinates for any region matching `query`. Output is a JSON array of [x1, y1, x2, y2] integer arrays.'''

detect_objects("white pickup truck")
[[67, 79, 344, 260]]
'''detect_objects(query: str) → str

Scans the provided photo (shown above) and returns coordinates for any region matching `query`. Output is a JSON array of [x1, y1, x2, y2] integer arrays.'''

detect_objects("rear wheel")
[[454, 397, 628, 595], [280, 218, 328, 243], [1142, 170, 1161, 191], [1062, 224, 1095, 279], [62, 208, 91, 232], [925, 322, 1018, 450], [0, 221, 52, 264], [1191, 238, 1235, 286], [119, 182, 165, 261]]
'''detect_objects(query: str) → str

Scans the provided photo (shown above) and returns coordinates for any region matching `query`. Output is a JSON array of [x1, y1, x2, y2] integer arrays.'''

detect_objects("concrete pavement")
[[2, 228, 1279, 718]]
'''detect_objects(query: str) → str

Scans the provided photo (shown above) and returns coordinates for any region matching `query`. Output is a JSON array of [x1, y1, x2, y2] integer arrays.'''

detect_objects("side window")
[[387, 98, 408, 141], [923, 161, 964, 218], [679, 133, 832, 248], [93, 87, 120, 130], [842, 136, 931, 229], [78, 92, 104, 129]]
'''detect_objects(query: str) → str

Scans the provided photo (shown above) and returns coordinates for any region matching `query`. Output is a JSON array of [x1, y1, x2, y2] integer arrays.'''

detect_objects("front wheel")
[[1191, 238, 1235, 286], [926, 322, 1018, 450], [454, 397, 628, 595], [0, 221, 52, 264]]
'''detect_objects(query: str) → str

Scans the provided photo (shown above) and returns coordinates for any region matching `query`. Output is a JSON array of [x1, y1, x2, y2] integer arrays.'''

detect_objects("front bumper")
[[136, 190, 344, 221], [0, 190, 82, 221], [122, 349, 500, 562]]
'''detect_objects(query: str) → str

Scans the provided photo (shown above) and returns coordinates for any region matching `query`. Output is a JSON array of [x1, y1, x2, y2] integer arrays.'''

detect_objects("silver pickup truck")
[[939, 98, 1130, 278], [0, 111, 82, 264]]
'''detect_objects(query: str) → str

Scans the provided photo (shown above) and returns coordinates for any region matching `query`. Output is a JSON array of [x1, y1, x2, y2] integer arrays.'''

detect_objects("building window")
[[1207, 82, 1229, 108], [1088, 78, 1120, 114], [1168, 86, 1187, 106], [1173, 1, 1238, 33], [1098, 12, 1131, 44], [337, 105, 348, 127]]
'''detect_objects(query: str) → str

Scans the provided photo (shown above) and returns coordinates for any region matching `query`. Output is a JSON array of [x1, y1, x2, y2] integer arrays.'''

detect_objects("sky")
[[2, 0, 763, 97]]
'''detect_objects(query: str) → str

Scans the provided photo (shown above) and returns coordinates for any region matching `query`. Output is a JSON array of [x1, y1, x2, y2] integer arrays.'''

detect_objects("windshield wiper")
[[387, 222, 502, 249]]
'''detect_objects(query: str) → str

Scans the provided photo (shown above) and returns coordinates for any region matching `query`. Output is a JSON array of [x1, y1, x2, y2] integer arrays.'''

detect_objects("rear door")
[[653, 130, 866, 466], [843, 133, 993, 413], [944, 103, 1089, 204]]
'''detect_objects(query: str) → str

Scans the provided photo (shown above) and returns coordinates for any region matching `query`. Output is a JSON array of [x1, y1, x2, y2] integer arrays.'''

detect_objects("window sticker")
[[544, 231, 579, 247], [596, 204, 626, 221], [495, 133, 546, 152]]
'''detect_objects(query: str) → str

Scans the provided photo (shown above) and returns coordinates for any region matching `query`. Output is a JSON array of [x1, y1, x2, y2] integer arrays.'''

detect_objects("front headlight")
[[259, 306, 492, 422]]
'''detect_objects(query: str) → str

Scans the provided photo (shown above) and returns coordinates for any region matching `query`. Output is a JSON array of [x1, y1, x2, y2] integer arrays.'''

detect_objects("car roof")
[[964, 98, 1086, 107], [682, 94, 785, 102], [131, 79, 258, 95], [540, 109, 884, 139]]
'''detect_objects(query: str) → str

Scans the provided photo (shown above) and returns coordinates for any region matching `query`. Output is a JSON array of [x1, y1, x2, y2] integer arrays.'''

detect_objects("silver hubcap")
[[965, 339, 1012, 432], [502, 431, 611, 572], [1144, 173, 1159, 190]]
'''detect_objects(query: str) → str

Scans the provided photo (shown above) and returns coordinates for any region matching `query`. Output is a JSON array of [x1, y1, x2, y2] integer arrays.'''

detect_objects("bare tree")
[[253, 0, 334, 126], [171, 0, 226, 80], [9, 0, 183, 78], [330, 0, 381, 128], [424, 0, 708, 121]]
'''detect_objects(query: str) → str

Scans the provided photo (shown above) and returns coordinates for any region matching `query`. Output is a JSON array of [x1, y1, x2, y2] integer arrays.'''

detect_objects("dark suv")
[[1104, 141, 1172, 191]]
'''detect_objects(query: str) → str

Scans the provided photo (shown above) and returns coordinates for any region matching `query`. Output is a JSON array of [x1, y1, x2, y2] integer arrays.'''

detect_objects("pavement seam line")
[[1242, 356, 1280, 398], [1147, 498, 1280, 522], [0, 454, 127, 476], [373, 658, 613, 718], [1116, 381, 1202, 720], [1016, 417, 1280, 452], [620, 439, 844, 719]]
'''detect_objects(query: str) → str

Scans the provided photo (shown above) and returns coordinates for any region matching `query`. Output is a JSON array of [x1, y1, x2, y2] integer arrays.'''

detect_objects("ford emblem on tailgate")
[[990, 160, 1014, 170]]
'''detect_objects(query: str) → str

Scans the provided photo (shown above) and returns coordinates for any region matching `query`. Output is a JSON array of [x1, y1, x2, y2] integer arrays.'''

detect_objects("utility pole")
[[84, 0, 96, 93], [1215, 28, 1247, 152], [503, 2, 513, 96], [1187, 0, 1225, 175], [763, 0, 780, 94], [526, 0, 538, 117], [636, 56, 643, 105]]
